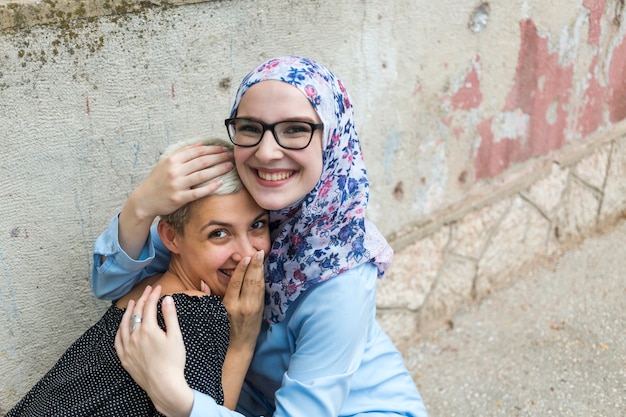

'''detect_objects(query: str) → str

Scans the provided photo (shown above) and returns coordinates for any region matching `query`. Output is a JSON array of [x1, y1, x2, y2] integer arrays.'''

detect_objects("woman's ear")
[[157, 220, 182, 254]]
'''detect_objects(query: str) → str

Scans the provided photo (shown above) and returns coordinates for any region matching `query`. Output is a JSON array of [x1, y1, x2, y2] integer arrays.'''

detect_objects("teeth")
[[258, 170, 292, 181]]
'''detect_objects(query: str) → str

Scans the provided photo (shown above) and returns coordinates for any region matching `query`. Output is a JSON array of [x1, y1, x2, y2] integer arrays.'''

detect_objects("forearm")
[[221, 344, 255, 410], [220, 251, 265, 409], [118, 188, 157, 260]]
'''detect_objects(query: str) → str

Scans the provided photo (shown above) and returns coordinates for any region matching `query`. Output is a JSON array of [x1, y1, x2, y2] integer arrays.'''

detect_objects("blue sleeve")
[[91, 214, 171, 300], [189, 391, 246, 417], [274, 268, 375, 416]]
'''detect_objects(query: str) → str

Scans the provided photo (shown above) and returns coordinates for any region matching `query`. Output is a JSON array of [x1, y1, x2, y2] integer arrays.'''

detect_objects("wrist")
[[124, 188, 156, 225], [151, 384, 194, 417], [226, 339, 256, 364]]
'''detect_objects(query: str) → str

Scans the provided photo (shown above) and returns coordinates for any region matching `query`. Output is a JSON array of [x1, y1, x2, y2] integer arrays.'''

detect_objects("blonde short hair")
[[159, 138, 242, 234]]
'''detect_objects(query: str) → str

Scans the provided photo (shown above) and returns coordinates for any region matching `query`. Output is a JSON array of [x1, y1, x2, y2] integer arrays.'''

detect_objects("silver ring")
[[130, 314, 142, 333]]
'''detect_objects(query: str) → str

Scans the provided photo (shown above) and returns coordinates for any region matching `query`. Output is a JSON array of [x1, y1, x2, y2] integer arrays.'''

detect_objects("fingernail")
[[256, 250, 264, 261], [243, 256, 251, 266], [163, 296, 174, 305], [201, 281, 206, 291]]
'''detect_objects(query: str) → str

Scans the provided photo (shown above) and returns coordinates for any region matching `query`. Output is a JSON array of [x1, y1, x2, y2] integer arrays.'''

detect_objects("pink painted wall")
[[468, 0, 626, 181], [442, 1, 626, 180]]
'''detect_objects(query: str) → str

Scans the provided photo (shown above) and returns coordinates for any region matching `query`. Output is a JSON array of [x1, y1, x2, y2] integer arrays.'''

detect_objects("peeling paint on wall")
[[480, 19, 573, 179], [474, 11, 626, 181], [584, 0, 606, 46], [608, 31, 626, 121], [578, 55, 605, 137], [450, 57, 482, 111], [412, 124, 448, 216]]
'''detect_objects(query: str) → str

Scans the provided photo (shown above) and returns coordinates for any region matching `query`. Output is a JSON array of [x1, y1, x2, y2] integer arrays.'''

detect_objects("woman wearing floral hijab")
[[99, 56, 428, 417]]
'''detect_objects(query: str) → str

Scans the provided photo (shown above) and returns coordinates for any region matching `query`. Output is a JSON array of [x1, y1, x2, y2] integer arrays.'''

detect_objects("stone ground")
[[405, 219, 626, 417]]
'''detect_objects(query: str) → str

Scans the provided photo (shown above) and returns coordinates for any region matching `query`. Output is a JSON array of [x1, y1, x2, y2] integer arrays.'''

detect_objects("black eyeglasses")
[[225, 118, 324, 150]]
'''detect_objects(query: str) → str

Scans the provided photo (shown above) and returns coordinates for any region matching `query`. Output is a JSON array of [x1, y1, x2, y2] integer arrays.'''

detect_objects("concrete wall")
[[1, 0, 625, 410]]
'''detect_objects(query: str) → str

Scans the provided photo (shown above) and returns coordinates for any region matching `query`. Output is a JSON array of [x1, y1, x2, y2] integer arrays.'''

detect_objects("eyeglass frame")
[[224, 117, 324, 150]]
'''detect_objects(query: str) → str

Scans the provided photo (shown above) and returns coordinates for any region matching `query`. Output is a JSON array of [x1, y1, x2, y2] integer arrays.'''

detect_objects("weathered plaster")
[[475, 18, 575, 179], [0, 0, 209, 31], [2, 0, 626, 410], [608, 28, 626, 121], [585, 0, 606, 46]]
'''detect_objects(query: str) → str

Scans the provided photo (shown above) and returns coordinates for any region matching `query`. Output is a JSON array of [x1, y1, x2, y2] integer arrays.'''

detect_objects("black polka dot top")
[[7, 294, 230, 416]]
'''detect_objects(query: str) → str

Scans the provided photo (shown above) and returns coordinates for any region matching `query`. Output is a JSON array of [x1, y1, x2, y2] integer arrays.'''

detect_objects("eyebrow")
[[198, 211, 268, 232]]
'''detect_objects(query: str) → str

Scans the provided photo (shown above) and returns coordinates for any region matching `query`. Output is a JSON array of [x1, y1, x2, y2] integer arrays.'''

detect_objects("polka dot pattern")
[[7, 294, 230, 416]]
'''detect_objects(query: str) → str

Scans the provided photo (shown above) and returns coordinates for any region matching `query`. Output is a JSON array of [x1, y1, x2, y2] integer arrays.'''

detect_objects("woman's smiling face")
[[175, 189, 270, 297], [232, 80, 324, 211]]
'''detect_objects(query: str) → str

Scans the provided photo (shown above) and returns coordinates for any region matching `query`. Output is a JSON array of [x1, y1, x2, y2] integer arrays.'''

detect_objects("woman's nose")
[[231, 237, 256, 262], [254, 130, 283, 161]]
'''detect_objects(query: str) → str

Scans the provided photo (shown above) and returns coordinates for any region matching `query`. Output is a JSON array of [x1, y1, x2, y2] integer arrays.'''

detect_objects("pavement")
[[404, 219, 626, 417]]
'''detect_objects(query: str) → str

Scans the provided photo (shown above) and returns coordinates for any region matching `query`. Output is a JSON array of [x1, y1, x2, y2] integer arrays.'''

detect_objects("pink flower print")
[[259, 60, 280, 73], [286, 283, 298, 297], [305, 85, 321, 105], [294, 269, 307, 282], [305, 85, 317, 98], [338, 79, 347, 94], [291, 234, 304, 247], [319, 179, 333, 197]]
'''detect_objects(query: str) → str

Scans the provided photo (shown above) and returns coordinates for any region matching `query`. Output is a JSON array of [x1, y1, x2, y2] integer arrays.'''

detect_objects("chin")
[[258, 201, 284, 211], [256, 197, 294, 211]]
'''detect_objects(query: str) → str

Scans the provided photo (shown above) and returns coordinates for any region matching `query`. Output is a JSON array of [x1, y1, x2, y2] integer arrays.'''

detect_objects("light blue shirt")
[[93, 215, 428, 417]]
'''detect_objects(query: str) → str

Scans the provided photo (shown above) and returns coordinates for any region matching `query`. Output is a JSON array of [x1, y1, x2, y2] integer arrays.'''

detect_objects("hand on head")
[[118, 142, 234, 260], [132, 142, 234, 219]]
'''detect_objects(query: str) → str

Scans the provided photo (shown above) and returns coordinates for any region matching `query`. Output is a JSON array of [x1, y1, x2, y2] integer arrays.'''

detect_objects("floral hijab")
[[230, 56, 393, 323]]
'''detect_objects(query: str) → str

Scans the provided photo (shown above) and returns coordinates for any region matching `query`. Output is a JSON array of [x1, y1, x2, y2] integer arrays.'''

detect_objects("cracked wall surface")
[[378, 129, 626, 351], [1, 0, 625, 409]]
